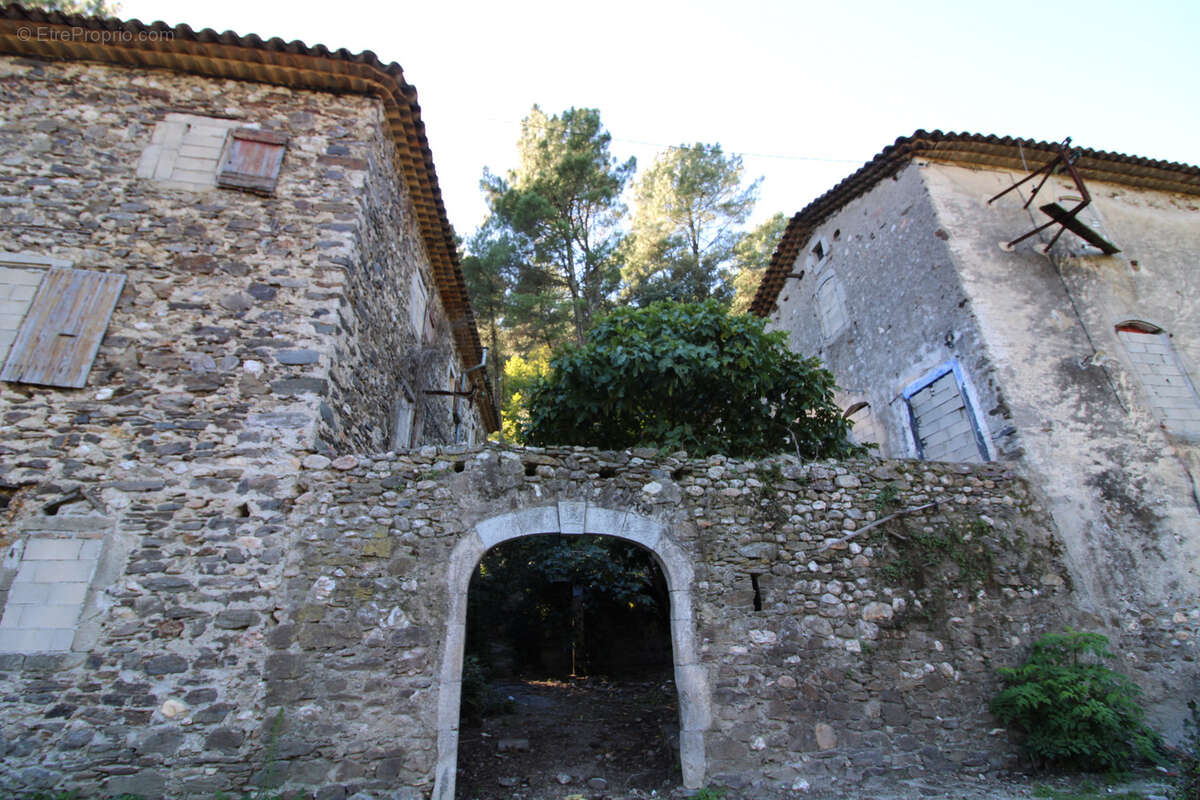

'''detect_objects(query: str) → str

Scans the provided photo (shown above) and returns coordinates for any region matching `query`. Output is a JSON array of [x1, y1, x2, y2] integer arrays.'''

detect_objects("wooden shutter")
[[0, 268, 125, 388], [216, 128, 288, 194]]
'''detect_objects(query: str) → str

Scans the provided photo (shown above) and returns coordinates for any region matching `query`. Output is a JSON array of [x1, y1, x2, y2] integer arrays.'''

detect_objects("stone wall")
[[0, 55, 482, 491], [765, 162, 1015, 462], [762, 157, 1200, 738], [0, 442, 1112, 799]]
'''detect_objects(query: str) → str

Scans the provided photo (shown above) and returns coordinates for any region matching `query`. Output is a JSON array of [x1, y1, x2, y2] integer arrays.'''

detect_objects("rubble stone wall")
[[0, 55, 477, 492], [0, 443, 1120, 799]]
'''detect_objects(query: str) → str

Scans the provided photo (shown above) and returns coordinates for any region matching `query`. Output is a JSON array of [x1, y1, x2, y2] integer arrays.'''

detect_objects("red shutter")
[[216, 128, 288, 194], [0, 268, 126, 388]]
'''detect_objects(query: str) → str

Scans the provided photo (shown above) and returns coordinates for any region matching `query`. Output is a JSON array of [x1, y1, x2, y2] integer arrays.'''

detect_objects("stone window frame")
[[901, 359, 991, 463], [1116, 319, 1200, 436], [805, 235, 833, 278]]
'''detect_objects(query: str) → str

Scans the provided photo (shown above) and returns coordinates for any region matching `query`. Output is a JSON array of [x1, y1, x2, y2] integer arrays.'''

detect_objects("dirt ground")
[[453, 677, 1178, 800], [455, 676, 681, 800]]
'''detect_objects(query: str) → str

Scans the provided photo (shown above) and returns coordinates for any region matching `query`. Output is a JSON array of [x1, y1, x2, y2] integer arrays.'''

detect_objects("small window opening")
[[235, 503, 251, 518], [833, 229, 841, 241], [811, 241, 825, 260], [597, 467, 617, 479], [670, 467, 690, 481], [524, 462, 538, 477], [453, 461, 466, 474], [751, 573, 763, 612]]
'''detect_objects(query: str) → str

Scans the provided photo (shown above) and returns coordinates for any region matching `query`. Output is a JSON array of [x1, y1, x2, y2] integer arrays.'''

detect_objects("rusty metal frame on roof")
[[750, 130, 1200, 317], [987, 138, 1119, 255]]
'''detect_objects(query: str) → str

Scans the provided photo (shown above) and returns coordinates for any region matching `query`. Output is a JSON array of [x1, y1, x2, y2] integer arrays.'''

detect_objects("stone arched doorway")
[[432, 501, 708, 800]]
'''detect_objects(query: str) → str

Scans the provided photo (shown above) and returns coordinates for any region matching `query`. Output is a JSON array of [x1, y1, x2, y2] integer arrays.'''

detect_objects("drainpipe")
[[466, 346, 488, 373]]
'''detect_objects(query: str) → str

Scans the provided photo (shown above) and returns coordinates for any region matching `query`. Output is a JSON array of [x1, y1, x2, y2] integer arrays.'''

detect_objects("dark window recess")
[[1, 267, 125, 389], [751, 573, 763, 612], [216, 128, 289, 194]]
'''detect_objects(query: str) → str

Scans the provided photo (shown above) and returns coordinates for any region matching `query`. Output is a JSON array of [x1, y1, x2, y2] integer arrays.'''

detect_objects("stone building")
[[751, 130, 1200, 732], [0, 3, 497, 659], [0, 5, 1192, 796]]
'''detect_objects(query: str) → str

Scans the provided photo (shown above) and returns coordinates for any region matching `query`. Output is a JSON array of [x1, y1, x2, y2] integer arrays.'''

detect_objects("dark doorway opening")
[[455, 534, 680, 799]]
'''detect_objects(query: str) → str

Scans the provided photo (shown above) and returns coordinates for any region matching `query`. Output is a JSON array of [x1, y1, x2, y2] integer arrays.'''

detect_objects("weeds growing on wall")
[[990, 630, 1161, 771], [875, 518, 993, 591], [873, 483, 901, 514]]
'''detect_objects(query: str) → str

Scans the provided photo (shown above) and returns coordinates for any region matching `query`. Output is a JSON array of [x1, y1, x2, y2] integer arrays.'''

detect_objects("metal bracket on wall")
[[987, 137, 1119, 255], [423, 389, 476, 398]]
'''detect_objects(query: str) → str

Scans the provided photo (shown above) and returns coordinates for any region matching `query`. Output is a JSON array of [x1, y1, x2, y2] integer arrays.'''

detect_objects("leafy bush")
[[990, 630, 1160, 770], [523, 300, 860, 458]]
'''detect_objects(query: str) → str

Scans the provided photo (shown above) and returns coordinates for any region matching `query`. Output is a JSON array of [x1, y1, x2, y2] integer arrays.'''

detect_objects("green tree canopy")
[[730, 211, 790, 314], [623, 143, 760, 307], [482, 106, 635, 346], [522, 300, 859, 458]]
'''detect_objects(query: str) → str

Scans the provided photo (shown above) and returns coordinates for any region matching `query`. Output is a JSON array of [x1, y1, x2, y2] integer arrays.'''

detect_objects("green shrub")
[[522, 300, 861, 459], [990, 630, 1160, 770]]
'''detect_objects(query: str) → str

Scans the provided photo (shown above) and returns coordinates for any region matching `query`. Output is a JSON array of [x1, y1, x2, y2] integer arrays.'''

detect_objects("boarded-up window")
[[0, 266, 48, 362], [391, 391, 416, 451], [0, 537, 101, 653], [1118, 325, 1200, 436], [410, 270, 430, 339], [816, 272, 848, 341], [137, 113, 244, 191], [904, 364, 988, 463], [216, 128, 289, 194], [0, 268, 125, 388]]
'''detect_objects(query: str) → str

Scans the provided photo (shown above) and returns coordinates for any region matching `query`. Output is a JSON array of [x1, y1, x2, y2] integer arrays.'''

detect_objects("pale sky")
[[119, 0, 1200, 237]]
